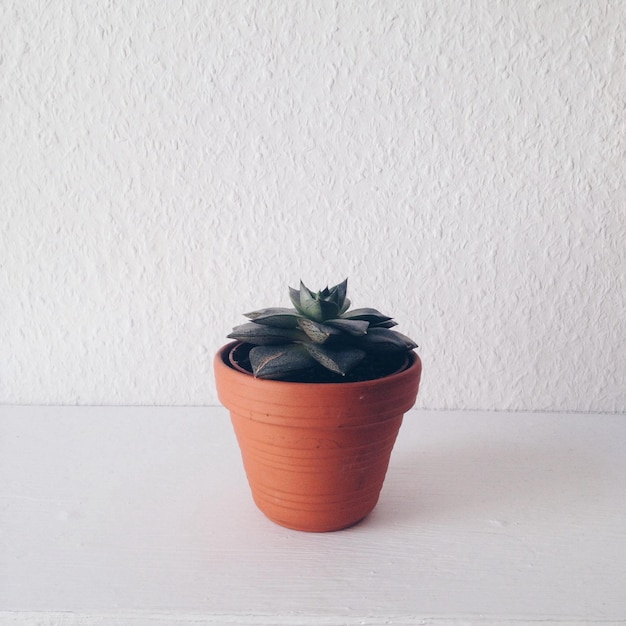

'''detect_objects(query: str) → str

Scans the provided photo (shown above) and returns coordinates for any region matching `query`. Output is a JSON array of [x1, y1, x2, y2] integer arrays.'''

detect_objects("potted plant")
[[214, 279, 422, 532]]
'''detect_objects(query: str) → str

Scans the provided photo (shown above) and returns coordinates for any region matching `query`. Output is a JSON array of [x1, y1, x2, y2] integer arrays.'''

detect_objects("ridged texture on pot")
[[214, 342, 422, 531]]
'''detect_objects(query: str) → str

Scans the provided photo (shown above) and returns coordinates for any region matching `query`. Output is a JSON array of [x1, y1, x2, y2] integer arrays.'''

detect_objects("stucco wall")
[[1, 1, 624, 410]]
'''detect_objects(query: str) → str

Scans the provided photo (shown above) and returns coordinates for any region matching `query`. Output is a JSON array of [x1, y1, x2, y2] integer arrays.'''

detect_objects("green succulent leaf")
[[319, 279, 347, 319], [342, 307, 396, 326], [294, 281, 325, 321], [324, 318, 369, 336], [227, 323, 305, 345], [359, 327, 418, 352], [297, 318, 341, 344], [338, 297, 351, 316], [289, 280, 349, 322], [249, 345, 316, 379], [370, 319, 398, 329], [244, 307, 301, 328], [318, 300, 341, 320], [304, 344, 366, 376], [334, 278, 348, 309], [288, 286, 302, 311]]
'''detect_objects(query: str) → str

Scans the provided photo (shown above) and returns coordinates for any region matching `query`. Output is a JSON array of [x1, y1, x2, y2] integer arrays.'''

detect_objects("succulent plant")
[[227, 279, 417, 380]]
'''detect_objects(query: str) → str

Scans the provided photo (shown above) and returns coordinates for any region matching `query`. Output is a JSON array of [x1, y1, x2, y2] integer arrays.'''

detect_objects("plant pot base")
[[259, 509, 369, 533]]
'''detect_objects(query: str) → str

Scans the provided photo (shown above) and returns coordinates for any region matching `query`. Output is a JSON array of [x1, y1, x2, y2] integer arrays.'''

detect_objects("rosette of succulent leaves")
[[228, 279, 417, 380]]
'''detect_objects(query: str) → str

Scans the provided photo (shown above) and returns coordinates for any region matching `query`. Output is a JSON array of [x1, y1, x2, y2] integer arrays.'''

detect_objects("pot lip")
[[215, 340, 421, 388]]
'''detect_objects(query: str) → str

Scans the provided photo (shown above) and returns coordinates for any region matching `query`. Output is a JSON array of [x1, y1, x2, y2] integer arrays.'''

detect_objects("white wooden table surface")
[[1, 406, 625, 625]]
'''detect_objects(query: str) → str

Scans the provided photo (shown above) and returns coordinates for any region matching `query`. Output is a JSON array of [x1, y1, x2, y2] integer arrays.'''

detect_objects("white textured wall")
[[1, 1, 624, 411]]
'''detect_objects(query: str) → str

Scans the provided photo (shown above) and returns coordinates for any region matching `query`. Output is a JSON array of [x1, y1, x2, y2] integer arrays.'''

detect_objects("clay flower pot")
[[214, 341, 422, 532]]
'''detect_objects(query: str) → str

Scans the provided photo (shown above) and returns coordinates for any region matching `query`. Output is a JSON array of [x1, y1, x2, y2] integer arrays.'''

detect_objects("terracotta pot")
[[214, 341, 422, 532]]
